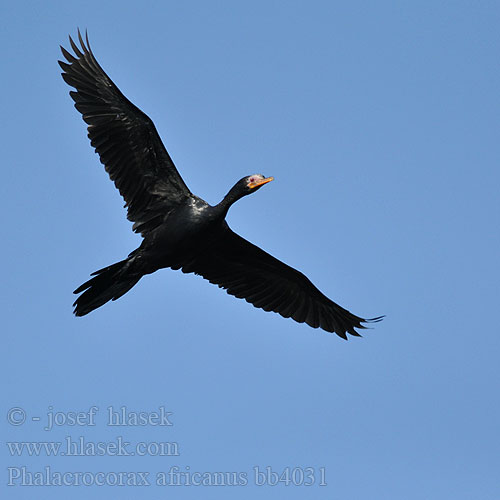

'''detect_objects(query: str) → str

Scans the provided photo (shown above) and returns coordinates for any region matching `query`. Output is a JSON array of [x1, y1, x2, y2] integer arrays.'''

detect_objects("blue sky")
[[2, 1, 499, 498]]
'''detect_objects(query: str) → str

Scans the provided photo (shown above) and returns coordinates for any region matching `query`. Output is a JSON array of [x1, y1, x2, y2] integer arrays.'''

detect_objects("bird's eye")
[[249, 177, 255, 183]]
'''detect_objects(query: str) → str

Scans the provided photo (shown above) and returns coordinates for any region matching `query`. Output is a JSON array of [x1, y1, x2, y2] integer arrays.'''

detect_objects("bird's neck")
[[215, 185, 246, 218]]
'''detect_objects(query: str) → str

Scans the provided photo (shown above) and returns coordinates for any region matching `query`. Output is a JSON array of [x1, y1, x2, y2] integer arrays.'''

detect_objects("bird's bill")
[[248, 176, 274, 189]]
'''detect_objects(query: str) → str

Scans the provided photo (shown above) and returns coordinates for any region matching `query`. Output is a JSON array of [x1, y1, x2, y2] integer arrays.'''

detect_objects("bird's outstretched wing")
[[59, 31, 192, 235], [181, 227, 383, 339]]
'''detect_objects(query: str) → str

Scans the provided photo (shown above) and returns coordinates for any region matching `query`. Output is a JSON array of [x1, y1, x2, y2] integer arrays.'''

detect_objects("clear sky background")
[[1, 1, 499, 499]]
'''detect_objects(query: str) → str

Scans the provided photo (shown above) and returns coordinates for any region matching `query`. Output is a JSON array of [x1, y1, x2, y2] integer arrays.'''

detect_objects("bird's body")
[[60, 31, 382, 339], [142, 198, 221, 267]]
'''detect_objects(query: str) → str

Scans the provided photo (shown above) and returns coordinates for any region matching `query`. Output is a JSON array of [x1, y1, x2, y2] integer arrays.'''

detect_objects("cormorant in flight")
[[60, 31, 382, 339]]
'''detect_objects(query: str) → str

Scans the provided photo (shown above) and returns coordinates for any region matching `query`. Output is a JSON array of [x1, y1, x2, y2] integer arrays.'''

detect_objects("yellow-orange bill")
[[249, 176, 274, 189]]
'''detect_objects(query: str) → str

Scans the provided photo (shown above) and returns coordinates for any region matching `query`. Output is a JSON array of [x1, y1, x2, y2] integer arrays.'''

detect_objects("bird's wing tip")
[[365, 315, 385, 323]]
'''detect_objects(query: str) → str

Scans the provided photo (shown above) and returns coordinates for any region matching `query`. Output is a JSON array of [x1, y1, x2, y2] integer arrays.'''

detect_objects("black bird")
[[60, 31, 382, 339]]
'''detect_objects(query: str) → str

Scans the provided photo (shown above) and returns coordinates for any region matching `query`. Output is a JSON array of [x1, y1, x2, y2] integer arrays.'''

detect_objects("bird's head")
[[240, 174, 274, 195], [218, 174, 274, 216]]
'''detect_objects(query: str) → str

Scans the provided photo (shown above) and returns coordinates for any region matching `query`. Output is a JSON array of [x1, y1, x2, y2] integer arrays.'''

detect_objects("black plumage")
[[60, 31, 382, 339]]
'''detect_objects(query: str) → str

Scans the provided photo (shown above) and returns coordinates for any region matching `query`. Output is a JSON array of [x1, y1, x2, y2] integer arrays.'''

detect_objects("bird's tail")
[[73, 257, 142, 316]]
